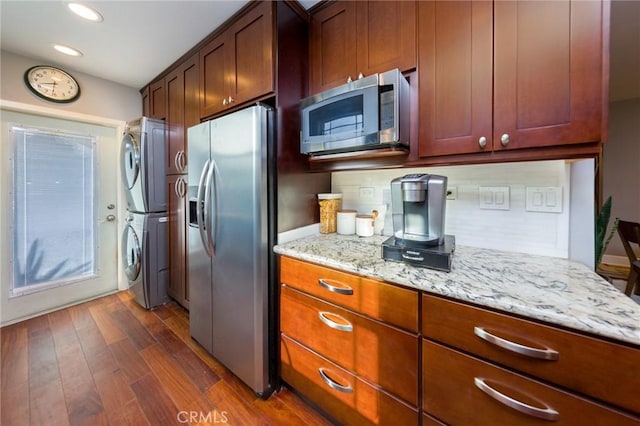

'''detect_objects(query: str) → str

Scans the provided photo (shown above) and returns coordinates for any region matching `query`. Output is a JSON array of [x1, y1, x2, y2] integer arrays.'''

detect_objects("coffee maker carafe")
[[382, 173, 455, 271]]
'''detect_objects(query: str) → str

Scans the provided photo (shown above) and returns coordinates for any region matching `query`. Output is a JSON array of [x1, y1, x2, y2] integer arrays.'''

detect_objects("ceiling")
[[1, 0, 638, 99]]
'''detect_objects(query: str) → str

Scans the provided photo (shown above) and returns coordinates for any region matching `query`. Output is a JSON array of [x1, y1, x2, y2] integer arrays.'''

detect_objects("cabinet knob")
[[478, 136, 487, 149], [358, 72, 364, 80], [346, 76, 352, 83], [228, 96, 234, 103], [500, 133, 510, 147], [222, 98, 228, 106]]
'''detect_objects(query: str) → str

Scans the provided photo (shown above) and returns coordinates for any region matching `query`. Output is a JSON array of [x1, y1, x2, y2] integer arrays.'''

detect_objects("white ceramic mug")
[[337, 210, 357, 235], [356, 214, 375, 237]]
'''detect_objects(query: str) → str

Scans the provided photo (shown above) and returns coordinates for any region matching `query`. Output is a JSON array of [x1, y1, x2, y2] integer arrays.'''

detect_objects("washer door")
[[122, 224, 141, 282], [121, 133, 140, 191]]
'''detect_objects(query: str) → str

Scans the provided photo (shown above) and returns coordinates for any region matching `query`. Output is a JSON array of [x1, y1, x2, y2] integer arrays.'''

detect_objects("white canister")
[[336, 210, 357, 235], [356, 214, 375, 237]]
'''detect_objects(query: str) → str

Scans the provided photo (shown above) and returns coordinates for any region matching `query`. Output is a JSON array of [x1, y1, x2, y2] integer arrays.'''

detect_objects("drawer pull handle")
[[318, 368, 353, 393], [318, 311, 353, 332], [318, 279, 353, 295], [474, 377, 560, 421], [474, 327, 559, 361]]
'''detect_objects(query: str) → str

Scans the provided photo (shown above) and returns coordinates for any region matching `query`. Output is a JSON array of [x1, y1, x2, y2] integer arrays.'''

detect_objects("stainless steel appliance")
[[121, 211, 169, 308], [121, 117, 167, 213], [120, 117, 169, 309], [187, 104, 275, 396], [382, 174, 455, 271], [300, 68, 409, 156]]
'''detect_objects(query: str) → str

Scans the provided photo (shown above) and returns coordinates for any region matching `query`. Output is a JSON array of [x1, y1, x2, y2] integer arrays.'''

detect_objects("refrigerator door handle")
[[197, 159, 213, 257], [203, 160, 216, 257], [208, 159, 219, 256]]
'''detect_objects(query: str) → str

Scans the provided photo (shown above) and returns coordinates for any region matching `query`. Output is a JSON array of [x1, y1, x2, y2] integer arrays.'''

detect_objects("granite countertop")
[[274, 233, 640, 347]]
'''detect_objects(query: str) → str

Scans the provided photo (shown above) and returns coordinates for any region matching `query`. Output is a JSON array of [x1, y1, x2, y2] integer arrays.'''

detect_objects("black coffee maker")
[[381, 174, 455, 271]]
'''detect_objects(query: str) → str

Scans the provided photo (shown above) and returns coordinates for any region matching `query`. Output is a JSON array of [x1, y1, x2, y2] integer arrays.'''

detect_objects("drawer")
[[280, 256, 418, 332], [281, 285, 419, 406], [422, 339, 639, 425], [422, 294, 640, 414], [281, 334, 419, 426]]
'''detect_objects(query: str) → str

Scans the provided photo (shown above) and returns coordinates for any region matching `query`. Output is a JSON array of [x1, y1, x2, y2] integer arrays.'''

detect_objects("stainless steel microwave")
[[300, 69, 409, 156]]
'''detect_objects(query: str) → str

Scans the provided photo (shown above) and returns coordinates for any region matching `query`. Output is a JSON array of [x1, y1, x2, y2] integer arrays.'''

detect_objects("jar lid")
[[318, 193, 342, 200]]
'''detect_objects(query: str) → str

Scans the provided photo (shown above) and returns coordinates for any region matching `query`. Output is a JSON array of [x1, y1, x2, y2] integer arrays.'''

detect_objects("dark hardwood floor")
[[1, 291, 331, 426]]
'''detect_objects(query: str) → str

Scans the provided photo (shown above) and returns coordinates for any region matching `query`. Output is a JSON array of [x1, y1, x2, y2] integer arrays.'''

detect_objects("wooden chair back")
[[616, 220, 640, 295]]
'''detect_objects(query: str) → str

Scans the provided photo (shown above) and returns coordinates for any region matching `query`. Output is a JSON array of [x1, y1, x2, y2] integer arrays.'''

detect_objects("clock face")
[[24, 66, 80, 103]]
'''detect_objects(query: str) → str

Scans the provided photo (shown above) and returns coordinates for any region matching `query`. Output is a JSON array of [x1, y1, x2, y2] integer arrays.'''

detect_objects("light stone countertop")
[[274, 233, 640, 347]]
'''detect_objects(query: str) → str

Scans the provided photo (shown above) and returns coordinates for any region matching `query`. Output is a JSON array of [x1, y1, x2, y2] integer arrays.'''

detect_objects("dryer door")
[[121, 133, 140, 190], [122, 223, 141, 282]]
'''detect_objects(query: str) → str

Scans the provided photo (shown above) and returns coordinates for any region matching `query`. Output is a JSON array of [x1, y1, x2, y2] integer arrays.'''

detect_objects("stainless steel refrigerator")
[[187, 104, 275, 396]]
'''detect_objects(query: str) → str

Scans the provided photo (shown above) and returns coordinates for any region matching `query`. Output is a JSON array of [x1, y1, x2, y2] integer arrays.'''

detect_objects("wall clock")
[[24, 65, 81, 103]]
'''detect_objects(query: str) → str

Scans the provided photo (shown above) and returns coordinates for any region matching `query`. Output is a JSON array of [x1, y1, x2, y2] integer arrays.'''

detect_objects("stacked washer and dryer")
[[120, 117, 170, 309]]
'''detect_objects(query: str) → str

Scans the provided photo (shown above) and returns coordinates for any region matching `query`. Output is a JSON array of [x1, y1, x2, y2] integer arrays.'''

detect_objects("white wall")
[[602, 98, 640, 259], [1, 50, 142, 121], [332, 160, 595, 261]]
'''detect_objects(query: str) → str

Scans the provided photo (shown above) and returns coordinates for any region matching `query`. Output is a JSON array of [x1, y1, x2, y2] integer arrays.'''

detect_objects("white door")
[[0, 109, 120, 324]]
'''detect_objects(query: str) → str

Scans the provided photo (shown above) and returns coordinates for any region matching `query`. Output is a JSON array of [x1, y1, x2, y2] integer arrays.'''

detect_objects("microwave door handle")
[[197, 159, 213, 257]]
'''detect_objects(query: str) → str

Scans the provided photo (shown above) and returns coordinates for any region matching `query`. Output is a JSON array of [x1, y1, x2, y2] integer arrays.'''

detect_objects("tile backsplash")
[[331, 160, 594, 259]]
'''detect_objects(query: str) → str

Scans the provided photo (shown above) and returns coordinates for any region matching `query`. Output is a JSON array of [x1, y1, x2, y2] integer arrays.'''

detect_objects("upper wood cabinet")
[[200, 1, 273, 119], [148, 78, 166, 120], [141, 86, 150, 117], [309, 1, 416, 95], [166, 53, 199, 175], [418, 0, 608, 159]]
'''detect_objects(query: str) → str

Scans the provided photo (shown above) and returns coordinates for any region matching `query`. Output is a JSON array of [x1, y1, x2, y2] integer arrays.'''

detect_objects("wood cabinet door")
[[167, 175, 188, 308], [309, 1, 357, 94], [281, 335, 420, 426], [165, 68, 184, 175], [356, 1, 417, 77], [200, 33, 229, 119], [493, 0, 605, 150], [141, 86, 150, 118], [166, 53, 199, 175], [149, 79, 166, 120], [281, 285, 419, 406], [418, 1, 493, 157], [423, 340, 639, 425], [227, 1, 274, 106], [182, 53, 200, 173]]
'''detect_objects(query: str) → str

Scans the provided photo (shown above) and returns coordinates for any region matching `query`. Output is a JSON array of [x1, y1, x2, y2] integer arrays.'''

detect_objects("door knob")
[[106, 215, 116, 222]]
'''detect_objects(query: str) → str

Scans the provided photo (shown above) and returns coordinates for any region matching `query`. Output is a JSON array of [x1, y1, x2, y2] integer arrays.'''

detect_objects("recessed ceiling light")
[[54, 44, 83, 57], [68, 2, 103, 22]]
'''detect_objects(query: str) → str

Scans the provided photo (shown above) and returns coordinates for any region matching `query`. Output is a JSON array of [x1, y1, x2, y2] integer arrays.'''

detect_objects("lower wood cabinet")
[[281, 335, 419, 426], [279, 257, 639, 425], [167, 175, 188, 308], [422, 339, 638, 425], [422, 294, 640, 414], [281, 285, 418, 406]]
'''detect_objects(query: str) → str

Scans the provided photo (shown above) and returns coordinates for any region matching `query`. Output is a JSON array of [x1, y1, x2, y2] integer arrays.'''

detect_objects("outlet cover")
[[479, 186, 510, 210], [446, 186, 457, 200]]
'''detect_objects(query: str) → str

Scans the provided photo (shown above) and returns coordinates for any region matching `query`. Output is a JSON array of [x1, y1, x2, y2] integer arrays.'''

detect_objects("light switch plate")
[[526, 187, 563, 213], [359, 187, 375, 201], [479, 186, 510, 210]]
